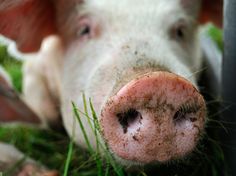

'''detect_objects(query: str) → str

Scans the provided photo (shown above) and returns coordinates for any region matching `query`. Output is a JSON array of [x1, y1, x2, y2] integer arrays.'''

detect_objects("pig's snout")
[[100, 71, 206, 164]]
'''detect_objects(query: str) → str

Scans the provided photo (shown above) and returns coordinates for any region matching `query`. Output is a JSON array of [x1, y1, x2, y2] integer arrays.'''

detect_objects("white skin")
[[2, 0, 205, 166]]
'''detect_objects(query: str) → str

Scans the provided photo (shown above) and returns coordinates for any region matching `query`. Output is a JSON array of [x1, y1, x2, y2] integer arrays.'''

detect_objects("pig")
[[0, 0, 222, 169]]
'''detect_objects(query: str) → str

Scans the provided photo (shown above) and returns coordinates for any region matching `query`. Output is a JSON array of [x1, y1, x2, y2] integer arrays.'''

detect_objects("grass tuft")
[[72, 95, 125, 176]]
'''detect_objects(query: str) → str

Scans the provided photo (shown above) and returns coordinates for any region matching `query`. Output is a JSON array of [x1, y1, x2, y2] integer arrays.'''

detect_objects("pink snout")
[[100, 71, 206, 164]]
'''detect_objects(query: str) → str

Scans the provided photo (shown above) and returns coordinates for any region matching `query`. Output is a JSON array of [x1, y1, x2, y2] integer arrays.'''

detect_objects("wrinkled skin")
[[0, 0, 222, 167]]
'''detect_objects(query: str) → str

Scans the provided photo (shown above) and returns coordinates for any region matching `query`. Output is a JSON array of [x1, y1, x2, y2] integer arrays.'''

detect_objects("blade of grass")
[[95, 153, 103, 176], [72, 102, 93, 154], [89, 98, 125, 176], [82, 93, 88, 115], [63, 138, 74, 176], [103, 151, 125, 176], [104, 160, 110, 176], [140, 171, 148, 176], [89, 98, 100, 152], [72, 153, 98, 173], [82, 93, 94, 132], [88, 98, 103, 176], [63, 113, 76, 176], [73, 98, 125, 176], [72, 101, 103, 176], [82, 96, 102, 176], [89, 98, 100, 133]]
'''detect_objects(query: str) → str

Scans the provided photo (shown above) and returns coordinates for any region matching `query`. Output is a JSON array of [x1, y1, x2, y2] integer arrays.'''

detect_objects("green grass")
[[207, 24, 224, 51], [0, 25, 227, 176], [0, 44, 23, 92], [72, 100, 125, 176]]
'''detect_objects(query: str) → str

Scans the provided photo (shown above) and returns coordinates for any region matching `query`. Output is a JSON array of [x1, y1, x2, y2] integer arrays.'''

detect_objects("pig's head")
[[0, 0, 222, 166], [61, 0, 206, 165]]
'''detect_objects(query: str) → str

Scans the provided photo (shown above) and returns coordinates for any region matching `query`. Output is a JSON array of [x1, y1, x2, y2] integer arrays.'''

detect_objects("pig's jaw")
[[100, 72, 206, 165]]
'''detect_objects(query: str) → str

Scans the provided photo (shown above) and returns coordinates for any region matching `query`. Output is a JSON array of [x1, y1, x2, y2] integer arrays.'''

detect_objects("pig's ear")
[[199, 0, 223, 27], [0, 0, 57, 52]]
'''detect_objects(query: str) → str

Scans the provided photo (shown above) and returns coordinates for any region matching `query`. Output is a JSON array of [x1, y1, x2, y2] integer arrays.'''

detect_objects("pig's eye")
[[76, 16, 101, 41], [78, 25, 91, 37], [77, 17, 94, 40], [175, 27, 185, 40], [170, 21, 187, 42], [173, 25, 186, 41], [77, 24, 91, 38]]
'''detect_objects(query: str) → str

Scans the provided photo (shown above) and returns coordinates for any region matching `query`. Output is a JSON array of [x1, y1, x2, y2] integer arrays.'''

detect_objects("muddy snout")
[[100, 71, 206, 164]]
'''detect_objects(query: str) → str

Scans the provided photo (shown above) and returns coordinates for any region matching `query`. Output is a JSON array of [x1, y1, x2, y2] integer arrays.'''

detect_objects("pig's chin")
[[100, 71, 206, 165]]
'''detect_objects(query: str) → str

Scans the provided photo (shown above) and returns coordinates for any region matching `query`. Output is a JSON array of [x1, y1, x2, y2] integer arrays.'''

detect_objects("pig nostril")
[[173, 105, 199, 124], [173, 109, 187, 123], [116, 109, 142, 134]]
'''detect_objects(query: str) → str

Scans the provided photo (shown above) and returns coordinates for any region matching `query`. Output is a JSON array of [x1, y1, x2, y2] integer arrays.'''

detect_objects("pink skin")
[[101, 71, 206, 163]]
